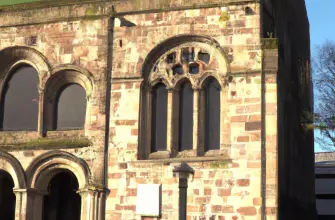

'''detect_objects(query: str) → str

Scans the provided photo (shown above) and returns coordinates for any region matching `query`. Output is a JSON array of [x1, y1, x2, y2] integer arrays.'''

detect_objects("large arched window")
[[204, 77, 221, 151], [151, 83, 168, 152], [140, 37, 229, 159], [178, 81, 194, 151], [54, 84, 86, 130], [1, 66, 39, 131], [43, 170, 81, 220], [0, 170, 15, 220]]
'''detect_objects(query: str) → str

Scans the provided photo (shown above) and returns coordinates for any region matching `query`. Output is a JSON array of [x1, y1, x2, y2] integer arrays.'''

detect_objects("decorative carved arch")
[[139, 35, 230, 159], [0, 46, 51, 83], [0, 151, 27, 189], [26, 151, 91, 191], [199, 73, 224, 89], [142, 34, 231, 82], [44, 65, 94, 100]]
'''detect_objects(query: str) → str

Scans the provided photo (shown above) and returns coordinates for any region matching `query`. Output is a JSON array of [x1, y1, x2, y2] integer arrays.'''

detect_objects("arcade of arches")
[[0, 151, 108, 220]]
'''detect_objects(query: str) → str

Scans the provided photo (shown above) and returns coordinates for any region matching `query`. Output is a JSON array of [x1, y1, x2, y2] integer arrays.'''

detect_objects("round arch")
[[0, 151, 26, 189], [44, 65, 94, 100], [26, 151, 91, 191], [0, 46, 51, 83], [141, 34, 231, 81]]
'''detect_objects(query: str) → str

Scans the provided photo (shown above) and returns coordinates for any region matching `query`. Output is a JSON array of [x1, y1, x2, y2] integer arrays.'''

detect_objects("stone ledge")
[[132, 156, 232, 165], [0, 137, 91, 151]]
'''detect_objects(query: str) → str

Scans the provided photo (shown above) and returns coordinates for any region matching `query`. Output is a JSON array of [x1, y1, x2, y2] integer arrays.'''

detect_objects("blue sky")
[[306, 0, 335, 152]]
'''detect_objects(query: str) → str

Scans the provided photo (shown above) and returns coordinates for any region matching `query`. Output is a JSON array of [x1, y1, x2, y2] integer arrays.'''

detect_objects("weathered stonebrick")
[[236, 179, 250, 187], [238, 207, 257, 216]]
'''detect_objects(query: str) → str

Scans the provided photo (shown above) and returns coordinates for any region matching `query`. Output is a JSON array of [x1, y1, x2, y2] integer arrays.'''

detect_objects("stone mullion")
[[37, 88, 44, 137], [192, 89, 199, 152], [166, 90, 173, 153], [198, 90, 205, 156], [146, 89, 152, 157], [171, 89, 180, 157]]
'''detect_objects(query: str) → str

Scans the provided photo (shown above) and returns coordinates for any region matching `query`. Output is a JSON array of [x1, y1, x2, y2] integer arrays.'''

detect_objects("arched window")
[[204, 78, 221, 151], [43, 170, 81, 220], [140, 38, 229, 159], [1, 66, 39, 131], [178, 82, 194, 151], [0, 170, 15, 220], [54, 84, 86, 130], [151, 83, 168, 152]]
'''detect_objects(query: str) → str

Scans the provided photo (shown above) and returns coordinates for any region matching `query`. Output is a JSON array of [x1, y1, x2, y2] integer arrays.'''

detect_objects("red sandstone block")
[[112, 83, 122, 90], [193, 189, 199, 195], [131, 129, 138, 136], [163, 190, 173, 196], [232, 162, 240, 168], [109, 189, 117, 197], [108, 173, 122, 179], [204, 180, 213, 184], [187, 205, 199, 212], [204, 188, 212, 195], [265, 207, 277, 215], [126, 188, 137, 196], [218, 188, 231, 196], [245, 122, 261, 131], [140, 172, 148, 176], [253, 197, 262, 206], [194, 170, 202, 178], [195, 197, 207, 204], [247, 161, 261, 168], [215, 179, 223, 187], [236, 179, 250, 187], [125, 82, 133, 89], [231, 115, 248, 122], [237, 207, 257, 216], [123, 205, 136, 211], [237, 136, 249, 142], [115, 120, 137, 126], [222, 206, 234, 213]]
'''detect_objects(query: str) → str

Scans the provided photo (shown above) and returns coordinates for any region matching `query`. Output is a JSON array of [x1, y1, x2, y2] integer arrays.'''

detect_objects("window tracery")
[[141, 41, 229, 159]]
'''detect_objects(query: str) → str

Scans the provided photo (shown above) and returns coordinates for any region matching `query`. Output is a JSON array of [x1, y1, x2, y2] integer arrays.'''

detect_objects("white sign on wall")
[[136, 184, 161, 217]]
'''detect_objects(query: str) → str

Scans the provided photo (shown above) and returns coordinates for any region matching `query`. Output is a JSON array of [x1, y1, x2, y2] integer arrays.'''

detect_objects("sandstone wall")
[[0, 17, 109, 184], [106, 4, 271, 220]]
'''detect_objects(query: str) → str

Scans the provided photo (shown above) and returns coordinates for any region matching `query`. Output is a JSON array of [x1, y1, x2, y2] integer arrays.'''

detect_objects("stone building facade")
[[0, 0, 315, 220]]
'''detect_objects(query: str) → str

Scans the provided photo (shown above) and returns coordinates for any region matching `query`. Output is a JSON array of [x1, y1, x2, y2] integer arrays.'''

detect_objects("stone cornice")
[[0, 0, 259, 27]]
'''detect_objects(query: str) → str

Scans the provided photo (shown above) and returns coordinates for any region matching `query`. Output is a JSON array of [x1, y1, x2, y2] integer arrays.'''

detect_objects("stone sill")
[[0, 130, 91, 151], [133, 156, 232, 165]]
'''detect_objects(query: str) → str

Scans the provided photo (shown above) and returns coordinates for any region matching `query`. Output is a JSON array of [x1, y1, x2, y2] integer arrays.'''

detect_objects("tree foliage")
[[313, 41, 335, 150]]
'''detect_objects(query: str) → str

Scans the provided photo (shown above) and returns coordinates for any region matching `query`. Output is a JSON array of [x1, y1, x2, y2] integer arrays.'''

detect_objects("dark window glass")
[[151, 83, 168, 152], [1, 66, 39, 131], [189, 63, 200, 74], [172, 64, 183, 75], [198, 52, 210, 64], [182, 48, 195, 63], [0, 171, 15, 220], [179, 82, 194, 151], [43, 171, 81, 220], [55, 84, 86, 130], [204, 78, 221, 151]]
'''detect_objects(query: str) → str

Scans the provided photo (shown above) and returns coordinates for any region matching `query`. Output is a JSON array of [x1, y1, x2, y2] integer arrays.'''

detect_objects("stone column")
[[78, 187, 109, 220], [166, 90, 173, 153], [192, 89, 199, 153], [14, 188, 47, 220], [37, 88, 44, 137]]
